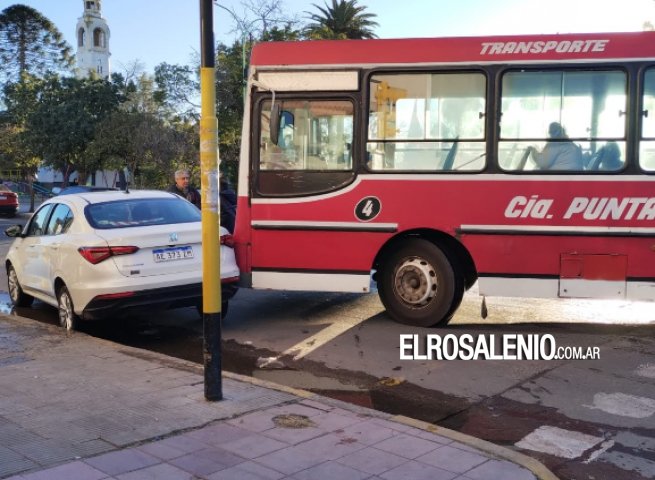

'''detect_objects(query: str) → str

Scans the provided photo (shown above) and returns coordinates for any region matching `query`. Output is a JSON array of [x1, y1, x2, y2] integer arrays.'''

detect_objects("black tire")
[[7, 265, 34, 307], [57, 285, 79, 331], [377, 239, 464, 327]]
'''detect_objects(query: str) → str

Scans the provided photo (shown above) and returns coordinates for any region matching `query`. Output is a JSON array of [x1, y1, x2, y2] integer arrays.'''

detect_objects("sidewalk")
[[0, 314, 556, 480]]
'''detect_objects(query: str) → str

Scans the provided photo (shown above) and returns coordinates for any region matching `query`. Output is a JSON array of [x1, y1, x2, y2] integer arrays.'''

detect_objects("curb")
[[1, 313, 558, 480]]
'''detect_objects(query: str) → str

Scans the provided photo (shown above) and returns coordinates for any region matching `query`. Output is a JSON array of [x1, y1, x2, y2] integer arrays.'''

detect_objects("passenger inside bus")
[[528, 122, 584, 170], [586, 141, 622, 171]]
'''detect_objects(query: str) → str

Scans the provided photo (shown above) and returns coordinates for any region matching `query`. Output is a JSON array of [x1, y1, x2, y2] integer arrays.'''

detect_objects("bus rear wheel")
[[378, 239, 463, 327]]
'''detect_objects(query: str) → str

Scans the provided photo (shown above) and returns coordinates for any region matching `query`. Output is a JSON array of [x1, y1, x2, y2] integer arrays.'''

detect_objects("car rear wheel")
[[378, 239, 464, 327], [7, 265, 34, 307], [57, 285, 79, 331]]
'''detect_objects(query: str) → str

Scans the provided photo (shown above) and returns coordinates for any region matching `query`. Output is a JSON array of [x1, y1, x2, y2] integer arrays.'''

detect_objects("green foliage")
[[0, 4, 73, 86], [154, 63, 200, 122], [304, 0, 378, 39], [0, 1, 381, 191], [85, 110, 199, 189], [4, 74, 122, 183]]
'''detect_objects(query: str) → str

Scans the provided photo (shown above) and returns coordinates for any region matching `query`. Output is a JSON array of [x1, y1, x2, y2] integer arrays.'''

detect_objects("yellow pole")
[[199, 0, 222, 401]]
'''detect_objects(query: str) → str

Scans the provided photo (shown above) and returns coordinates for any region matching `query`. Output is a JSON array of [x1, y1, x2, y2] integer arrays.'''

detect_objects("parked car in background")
[[0, 184, 19, 217], [52, 185, 119, 196], [4, 190, 239, 330]]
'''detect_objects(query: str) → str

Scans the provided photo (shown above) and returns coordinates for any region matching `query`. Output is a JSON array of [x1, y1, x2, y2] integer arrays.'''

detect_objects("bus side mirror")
[[270, 103, 281, 145]]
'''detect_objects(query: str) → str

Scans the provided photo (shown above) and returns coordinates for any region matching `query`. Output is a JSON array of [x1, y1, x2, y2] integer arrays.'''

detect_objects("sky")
[[3, 0, 655, 74]]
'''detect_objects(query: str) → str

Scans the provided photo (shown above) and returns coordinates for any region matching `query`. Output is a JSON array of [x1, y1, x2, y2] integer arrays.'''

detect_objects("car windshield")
[[0, 185, 11, 192], [86, 198, 201, 229]]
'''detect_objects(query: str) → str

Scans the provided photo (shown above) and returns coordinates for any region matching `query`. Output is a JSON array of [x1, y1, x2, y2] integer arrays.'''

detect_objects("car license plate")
[[153, 246, 194, 262], [0, 195, 5, 200]]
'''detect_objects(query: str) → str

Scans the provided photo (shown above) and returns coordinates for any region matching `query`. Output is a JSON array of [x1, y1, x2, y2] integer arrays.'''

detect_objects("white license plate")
[[153, 246, 194, 262], [0, 195, 6, 200]]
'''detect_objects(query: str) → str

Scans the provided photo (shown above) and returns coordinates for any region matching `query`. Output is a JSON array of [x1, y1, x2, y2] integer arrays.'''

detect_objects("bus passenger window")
[[640, 68, 655, 172], [367, 72, 486, 172], [499, 69, 627, 172]]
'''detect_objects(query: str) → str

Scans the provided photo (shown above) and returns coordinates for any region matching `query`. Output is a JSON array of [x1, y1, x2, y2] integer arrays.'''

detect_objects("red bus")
[[233, 31, 655, 327]]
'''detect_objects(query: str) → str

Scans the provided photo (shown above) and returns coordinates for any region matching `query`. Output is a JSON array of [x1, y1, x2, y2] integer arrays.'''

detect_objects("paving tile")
[[136, 440, 189, 461], [228, 411, 277, 432], [464, 459, 536, 480], [154, 432, 211, 453], [416, 445, 489, 473], [337, 446, 409, 475], [373, 433, 442, 459], [311, 411, 366, 432], [115, 463, 195, 480], [17, 460, 109, 480], [0, 457, 39, 479], [185, 422, 253, 446], [84, 448, 161, 476], [10, 438, 78, 465], [292, 460, 372, 480], [379, 461, 457, 480], [206, 460, 285, 480], [219, 432, 289, 458], [296, 432, 368, 460], [369, 418, 414, 433], [337, 422, 398, 446], [265, 404, 325, 418], [254, 444, 333, 475], [299, 399, 334, 412], [168, 446, 245, 476], [262, 425, 327, 445]]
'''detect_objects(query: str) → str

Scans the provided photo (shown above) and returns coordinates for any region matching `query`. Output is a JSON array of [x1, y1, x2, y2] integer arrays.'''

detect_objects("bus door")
[[249, 95, 374, 292]]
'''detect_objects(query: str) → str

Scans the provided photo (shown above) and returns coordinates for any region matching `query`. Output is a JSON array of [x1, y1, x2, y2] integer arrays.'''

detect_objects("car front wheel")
[[7, 265, 34, 307], [57, 285, 79, 331]]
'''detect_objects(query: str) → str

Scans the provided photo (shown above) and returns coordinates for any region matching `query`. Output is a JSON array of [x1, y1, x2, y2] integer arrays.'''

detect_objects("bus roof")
[[250, 31, 655, 68]]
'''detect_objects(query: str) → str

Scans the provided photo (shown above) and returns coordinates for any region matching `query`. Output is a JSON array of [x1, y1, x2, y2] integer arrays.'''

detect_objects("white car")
[[4, 190, 239, 330]]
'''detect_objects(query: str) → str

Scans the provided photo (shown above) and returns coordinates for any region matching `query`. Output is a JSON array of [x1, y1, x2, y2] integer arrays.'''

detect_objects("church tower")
[[75, 0, 111, 78]]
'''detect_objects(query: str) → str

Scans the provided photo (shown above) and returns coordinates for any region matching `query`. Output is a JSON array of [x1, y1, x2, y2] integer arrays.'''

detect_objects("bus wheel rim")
[[393, 257, 437, 306]]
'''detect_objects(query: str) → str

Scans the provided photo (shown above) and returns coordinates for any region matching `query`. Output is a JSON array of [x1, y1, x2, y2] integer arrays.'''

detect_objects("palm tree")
[[304, 0, 379, 40], [0, 4, 73, 85]]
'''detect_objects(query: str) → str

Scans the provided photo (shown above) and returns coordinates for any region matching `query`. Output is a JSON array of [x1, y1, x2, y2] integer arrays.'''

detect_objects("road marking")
[[636, 363, 655, 379], [583, 439, 615, 464], [515, 426, 603, 459], [615, 431, 655, 452], [597, 451, 655, 479], [258, 315, 368, 368], [583, 392, 655, 419]]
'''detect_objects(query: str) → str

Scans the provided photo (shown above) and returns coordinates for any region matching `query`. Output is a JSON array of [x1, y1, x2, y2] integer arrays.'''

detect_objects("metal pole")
[[199, 0, 222, 401]]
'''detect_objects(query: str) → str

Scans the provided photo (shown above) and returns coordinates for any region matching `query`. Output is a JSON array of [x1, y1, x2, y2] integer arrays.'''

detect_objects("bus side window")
[[499, 69, 626, 172], [640, 68, 655, 171]]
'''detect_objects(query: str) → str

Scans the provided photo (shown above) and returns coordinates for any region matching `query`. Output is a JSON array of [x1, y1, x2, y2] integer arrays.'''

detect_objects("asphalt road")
[[1, 207, 654, 480]]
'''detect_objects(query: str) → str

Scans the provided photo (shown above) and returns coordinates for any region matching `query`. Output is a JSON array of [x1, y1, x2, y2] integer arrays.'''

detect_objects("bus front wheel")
[[378, 239, 463, 327]]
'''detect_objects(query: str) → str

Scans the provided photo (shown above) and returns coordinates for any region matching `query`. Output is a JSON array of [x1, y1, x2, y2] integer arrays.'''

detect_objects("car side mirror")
[[5, 225, 23, 238]]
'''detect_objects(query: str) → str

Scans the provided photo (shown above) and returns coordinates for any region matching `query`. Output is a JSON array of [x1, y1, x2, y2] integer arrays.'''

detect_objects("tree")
[[10, 75, 123, 185], [0, 4, 73, 86], [215, 0, 299, 40], [85, 110, 198, 189], [304, 0, 378, 40], [154, 63, 200, 122]]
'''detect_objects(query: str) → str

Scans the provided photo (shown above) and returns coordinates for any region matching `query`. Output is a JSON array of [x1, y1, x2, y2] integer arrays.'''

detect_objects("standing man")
[[167, 169, 201, 209]]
